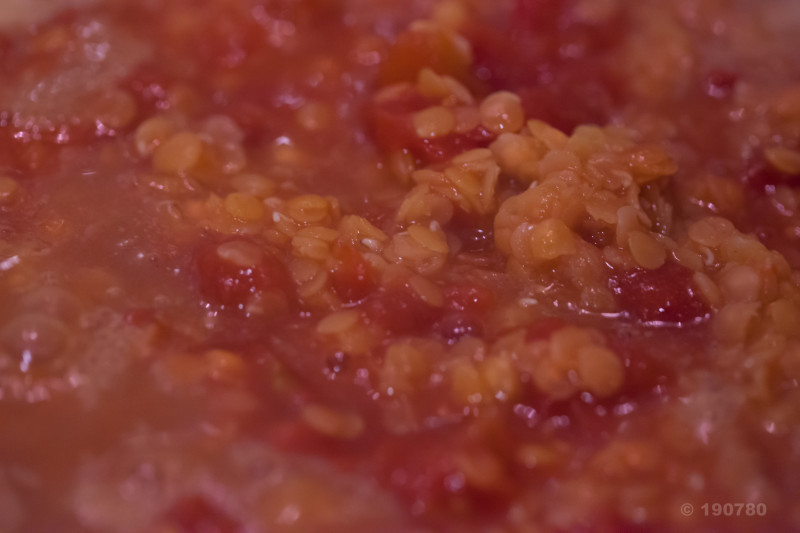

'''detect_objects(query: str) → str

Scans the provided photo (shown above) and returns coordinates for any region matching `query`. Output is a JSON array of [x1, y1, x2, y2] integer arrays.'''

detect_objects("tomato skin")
[[414, 126, 495, 165], [609, 262, 711, 326], [357, 282, 495, 340], [195, 240, 290, 310]]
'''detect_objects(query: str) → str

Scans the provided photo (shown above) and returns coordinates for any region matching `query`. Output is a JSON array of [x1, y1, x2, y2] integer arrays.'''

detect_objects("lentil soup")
[[1, 0, 800, 531]]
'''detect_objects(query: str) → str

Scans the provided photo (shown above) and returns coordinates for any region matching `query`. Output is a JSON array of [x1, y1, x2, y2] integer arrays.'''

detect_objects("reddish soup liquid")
[[1, 0, 800, 531]]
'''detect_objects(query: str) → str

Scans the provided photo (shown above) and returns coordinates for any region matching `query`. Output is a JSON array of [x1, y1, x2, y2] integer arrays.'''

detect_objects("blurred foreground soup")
[[2, 0, 800, 531]]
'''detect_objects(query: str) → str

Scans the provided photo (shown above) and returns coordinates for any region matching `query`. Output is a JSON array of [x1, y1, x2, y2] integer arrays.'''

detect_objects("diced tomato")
[[608, 262, 711, 326], [195, 240, 290, 310], [443, 282, 494, 314], [161, 496, 241, 533], [329, 242, 375, 303], [369, 86, 428, 151], [362, 286, 442, 335], [368, 86, 495, 165], [416, 126, 495, 164]]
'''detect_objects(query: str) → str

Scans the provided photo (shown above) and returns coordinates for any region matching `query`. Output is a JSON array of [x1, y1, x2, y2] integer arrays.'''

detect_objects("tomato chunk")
[[368, 86, 495, 165], [609, 262, 711, 326], [443, 282, 495, 314], [362, 286, 442, 335], [195, 239, 290, 310], [329, 242, 375, 303]]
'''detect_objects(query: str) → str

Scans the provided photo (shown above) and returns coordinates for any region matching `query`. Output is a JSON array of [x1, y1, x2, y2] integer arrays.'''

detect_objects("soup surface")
[[2, 0, 800, 531]]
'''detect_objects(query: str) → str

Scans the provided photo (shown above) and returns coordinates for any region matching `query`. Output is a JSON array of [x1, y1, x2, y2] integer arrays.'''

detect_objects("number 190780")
[[702, 503, 767, 517]]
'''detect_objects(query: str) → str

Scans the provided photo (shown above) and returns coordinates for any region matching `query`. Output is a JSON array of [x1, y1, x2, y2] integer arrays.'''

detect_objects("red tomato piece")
[[195, 240, 289, 310], [608, 262, 711, 326], [369, 87, 428, 149], [416, 126, 495, 165], [329, 242, 375, 303], [443, 282, 495, 314], [362, 286, 442, 335], [368, 86, 495, 165]]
